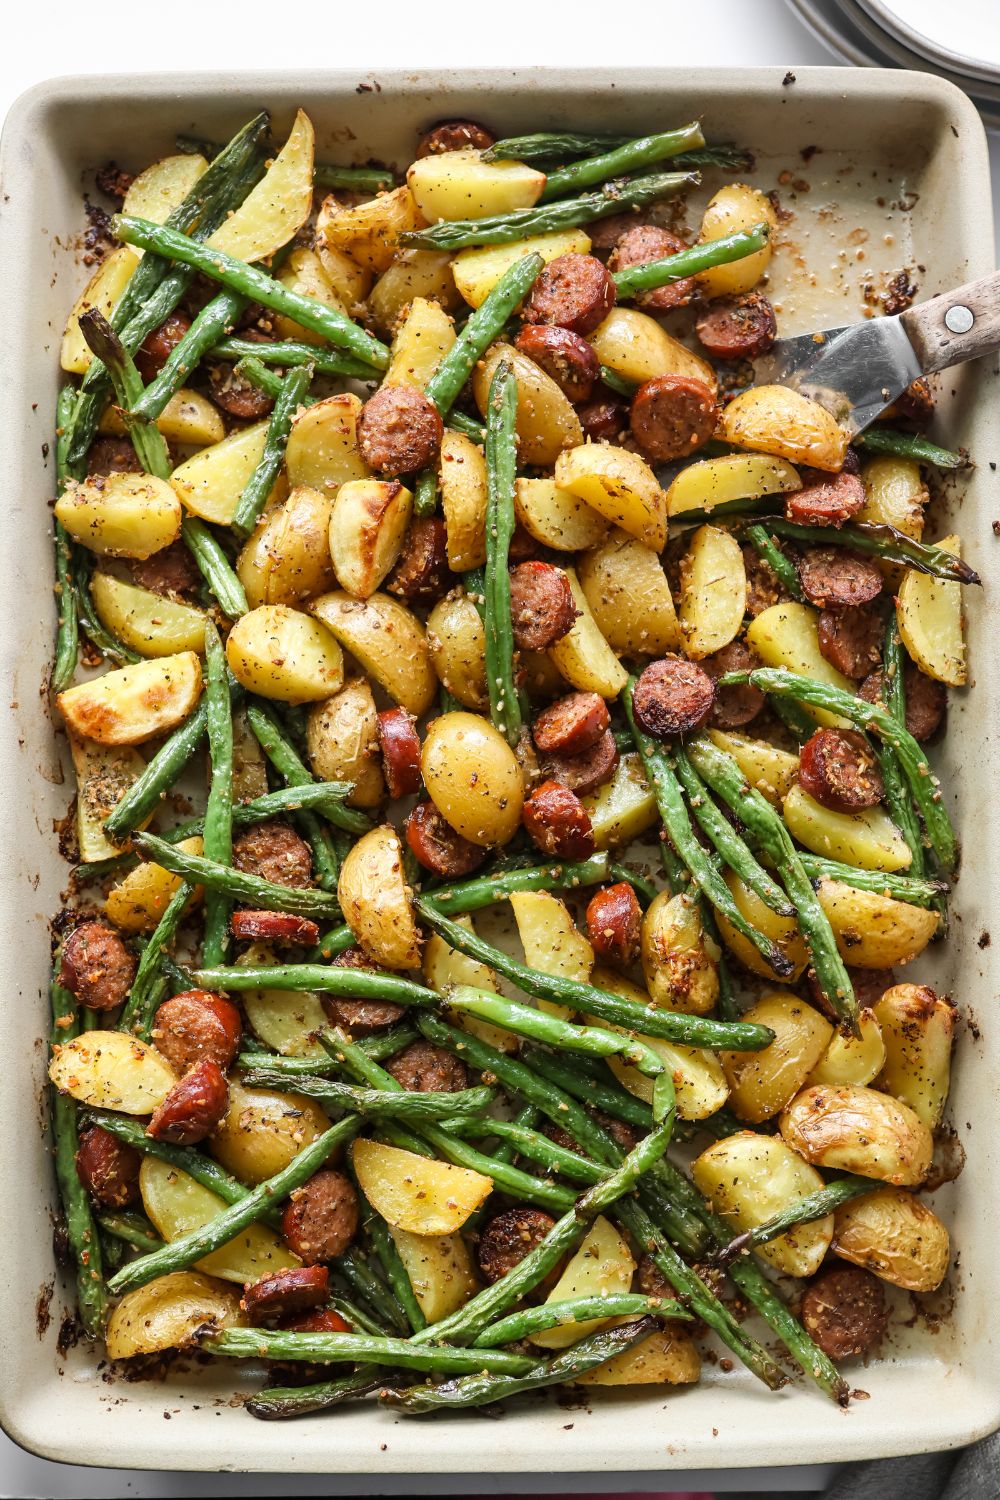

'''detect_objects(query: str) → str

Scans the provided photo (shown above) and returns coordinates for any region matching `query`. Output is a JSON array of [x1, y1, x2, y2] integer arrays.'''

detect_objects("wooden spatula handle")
[[901, 271, 1000, 375]]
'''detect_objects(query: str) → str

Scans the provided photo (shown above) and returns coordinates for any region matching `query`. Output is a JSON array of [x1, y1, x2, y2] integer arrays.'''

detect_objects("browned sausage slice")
[[281, 1169, 359, 1263], [207, 361, 275, 420], [541, 728, 619, 796], [509, 562, 577, 650], [798, 728, 884, 812], [284, 1307, 352, 1334], [800, 1262, 888, 1360], [859, 663, 946, 743], [880, 376, 935, 431], [146, 1059, 230, 1146], [576, 395, 629, 443], [387, 1040, 469, 1093], [702, 641, 765, 730], [131, 540, 201, 601], [817, 606, 884, 679], [416, 120, 495, 156], [376, 707, 422, 799], [785, 472, 865, 527], [522, 780, 595, 860], [478, 1207, 556, 1283], [522, 253, 616, 337], [609, 225, 697, 312], [629, 375, 718, 463], [513, 325, 600, 403], [135, 312, 193, 383], [75, 1125, 142, 1207], [798, 547, 884, 610], [230, 910, 321, 946], [585, 883, 641, 967], [152, 990, 242, 1075], [233, 822, 313, 889], [808, 965, 895, 1017], [632, 656, 716, 739], [357, 387, 443, 476], [322, 946, 406, 1035], [386, 516, 452, 606], [587, 212, 650, 254], [532, 692, 610, 756], [405, 801, 487, 879], [86, 437, 142, 477], [695, 292, 777, 360], [241, 1265, 331, 1326], [59, 921, 137, 1012]]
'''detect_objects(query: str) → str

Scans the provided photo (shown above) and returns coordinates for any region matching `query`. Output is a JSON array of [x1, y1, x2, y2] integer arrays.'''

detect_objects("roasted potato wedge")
[[368, 251, 459, 332], [581, 753, 659, 850], [590, 308, 717, 391], [515, 476, 610, 554], [58, 652, 202, 746], [56, 473, 182, 559], [426, 591, 489, 711], [554, 443, 667, 552], [780, 1083, 933, 1185], [285, 394, 369, 498], [783, 783, 913, 872], [473, 345, 583, 467], [720, 386, 848, 473], [98, 387, 225, 448], [722, 990, 832, 1123], [210, 1081, 330, 1186], [407, 149, 545, 223], [596, 969, 728, 1121], [692, 1132, 833, 1276], [531, 1217, 635, 1349], [209, 109, 314, 262], [388, 1226, 479, 1323], [873, 983, 954, 1128], [236, 485, 336, 610], [274, 247, 348, 345], [140, 1158, 299, 1284], [338, 824, 422, 970], [832, 1186, 949, 1292], [547, 568, 628, 699], [310, 591, 436, 717], [352, 1138, 492, 1234], [329, 479, 412, 599], [60, 247, 141, 374], [105, 835, 203, 932], [423, 916, 518, 1054], [439, 430, 488, 571], [665, 453, 801, 518], [170, 421, 278, 527], [576, 1322, 701, 1388], [807, 1010, 886, 1089], [641, 891, 720, 1016], [897, 533, 966, 686], [453, 229, 591, 308], [383, 296, 456, 390], [319, 185, 422, 273], [306, 678, 385, 809], [578, 531, 680, 656], [745, 603, 852, 727], [49, 1031, 176, 1114], [678, 524, 746, 658], [421, 712, 524, 847], [697, 183, 777, 296], [511, 889, 593, 1020], [225, 605, 344, 703], [91, 573, 207, 658], [105, 1272, 244, 1359], [68, 733, 149, 863], [858, 456, 927, 542], [707, 730, 799, 806], [715, 868, 808, 980], [239, 941, 328, 1059], [815, 878, 940, 968]]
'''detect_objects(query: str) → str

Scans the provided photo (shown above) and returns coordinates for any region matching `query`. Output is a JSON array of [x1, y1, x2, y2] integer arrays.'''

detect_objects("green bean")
[[133, 833, 342, 919], [201, 623, 233, 966], [133, 289, 247, 420], [539, 123, 704, 201], [482, 1293, 690, 1348], [521, 1046, 653, 1131], [857, 428, 964, 470], [97, 1211, 163, 1256], [608, 861, 658, 906], [715, 1175, 875, 1264], [231, 357, 293, 400], [412, 468, 439, 519], [181, 517, 248, 618], [232, 361, 314, 538], [623, 680, 795, 979], [238, 1071, 495, 1122], [205, 1325, 537, 1376], [162, 781, 368, 846], [118, 881, 192, 1040], [335, 1244, 409, 1335], [246, 1367, 387, 1421], [357, 1191, 427, 1334], [212, 336, 374, 380], [52, 385, 81, 691], [445, 411, 486, 444], [244, 701, 343, 892], [797, 853, 944, 906], [484, 131, 634, 162], [383, 1316, 659, 1413], [417, 900, 774, 1051], [328, 1287, 391, 1339], [761, 519, 979, 586], [742, 522, 805, 602], [612, 224, 769, 298], [483, 359, 524, 745], [176, 134, 395, 194], [108, 1115, 360, 1294], [428, 854, 610, 914], [399, 172, 697, 251], [104, 700, 212, 842], [598, 365, 637, 398], [672, 749, 795, 915], [49, 969, 107, 1337], [686, 734, 859, 1032], [440, 1114, 604, 1187], [424, 253, 544, 416], [69, 550, 141, 666], [235, 1023, 419, 1078]]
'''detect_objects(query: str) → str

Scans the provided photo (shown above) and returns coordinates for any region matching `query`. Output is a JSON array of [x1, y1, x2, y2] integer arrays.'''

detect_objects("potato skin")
[[306, 680, 385, 809], [780, 1083, 934, 1186], [225, 605, 344, 704], [420, 712, 524, 847], [873, 984, 954, 1129], [720, 385, 848, 473], [641, 891, 719, 1016], [426, 592, 489, 711], [692, 1132, 833, 1276], [337, 825, 423, 970], [310, 591, 436, 718], [722, 991, 832, 1123], [210, 1081, 330, 1186], [57, 653, 202, 746], [831, 1185, 950, 1292], [236, 485, 336, 609]]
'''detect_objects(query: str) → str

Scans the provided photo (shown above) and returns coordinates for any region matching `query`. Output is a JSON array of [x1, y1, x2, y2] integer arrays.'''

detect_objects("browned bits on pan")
[[85, 437, 142, 477], [229, 910, 321, 946], [206, 360, 275, 420], [135, 312, 193, 383], [577, 396, 629, 443], [742, 542, 792, 617], [241, 1265, 330, 1327], [585, 883, 642, 967], [131, 540, 201, 600], [702, 640, 765, 730], [386, 516, 452, 606], [632, 656, 716, 739], [376, 707, 422, 800], [637, 1253, 672, 1299], [95, 163, 134, 204], [281, 1169, 359, 1263], [522, 253, 617, 337], [880, 375, 935, 431], [152, 990, 242, 1076], [533, 692, 610, 757], [540, 729, 619, 796], [357, 385, 443, 476], [59, 920, 137, 1012], [509, 562, 577, 650], [522, 780, 595, 860], [859, 663, 947, 743], [817, 606, 885, 679], [75, 1125, 142, 1208], [695, 292, 777, 360], [629, 374, 719, 463], [800, 1262, 888, 1360], [477, 1207, 556, 1283], [609, 225, 697, 312], [785, 471, 865, 527], [797, 547, 884, 610], [416, 120, 495, 157], [513, 326, 600, 403], [405, 801, 486, 879], [798, 728, 885, 812], [146, 1058, 230, 1146], [232, 821, 313, 889], [387, 1040, 469, 1093]]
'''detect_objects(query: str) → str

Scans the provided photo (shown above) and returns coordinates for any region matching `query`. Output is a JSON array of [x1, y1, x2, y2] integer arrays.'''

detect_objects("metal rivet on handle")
[[945, 305, 974, 334]]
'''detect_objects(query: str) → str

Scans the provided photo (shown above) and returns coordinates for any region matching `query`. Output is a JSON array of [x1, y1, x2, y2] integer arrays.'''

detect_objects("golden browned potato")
[[641, 891, 719, 1016], [697, 183, 777, 295], [105, 1272, 244, 1359], [285, 394, 369, 497], [720, 386, 848, 473], [692, 1132, 833, 1276], [547, 568, 628, 699], [780, 1083, 933, 1185], [98, 387, 224, 448], [315, 197, 375, 306], [352, 1138, 492, 1234], [210, 1081, 329, 1185], [225, 605, 344, 703], [575, 1322, 701, 1388], [208, 109, 314, 262], [831, 1185, 950, 1292], [105, 835, 203, 933], [328, 479, 413, 598], [515, 477, 610, 554], [337, 825, 423, 970], [554, 443, 667, 552], [897, 534, 967, 686], [596, 968, 728, 1121], [530, 1216, 635, 1348], [56, 473, 182, 559], [581, 753, 659, 850], [722, 991, 832, 1123], [274, 247, 349, 343], [91, 573, 207, 657], [714, 869, 808, 979], [57, 653, 202, 746], [706, 730, 799, 806], [421, 712, 524, 847], [49, 1031, 176, 1114], [318, 185, 422, 272], [368, 252, 459, 332], [678, 524, 746, 659], [806, 1010, 885, 1089], [783, 783, 913, 872], [60, 247, 141, 374], [590, 308, 717, 391], [310, 591, 436, 717], [453, 230, 591, 309], [426, 592, 489, 711], [665, 453, 801, 518], [68, 734, 149, 864], [510, 889, 593, 1020], [873, 983, 954, 1128], [815, 878, 940, 968], [746, 603, 853, 728], [236, 485, 336, 609], [472, 345, 583, 467], [439, 430, 488, 571], [139, 1158, 299, 1283], [407, 150, 545, 223], [383, 297, 456, 389], [858, 456, 927, 541], [306, 679, 385, 809], [388, 1226, 479, 1323], [578, 531, 680, 656]]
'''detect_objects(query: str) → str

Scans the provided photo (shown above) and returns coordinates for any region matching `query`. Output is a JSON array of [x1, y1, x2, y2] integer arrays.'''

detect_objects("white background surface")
[[1, 2, 997, 1495]]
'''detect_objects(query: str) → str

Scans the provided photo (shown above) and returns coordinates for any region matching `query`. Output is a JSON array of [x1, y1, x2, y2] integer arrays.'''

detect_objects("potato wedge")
[[91, 573, 208, 658], [209, 109, 314, 262], [388, 1226, 479, 1323], [368, 251, 460, 332], [407, 149, 545, 223], [596, 969, 728, 1121], [745, 603, 852, 727], [56, 473, 182, 559], [439, 430, 488, 571], [338, 824, 422, 969], [807, 1010, 885, 1089], [576, 1321, 701, 1388], [897, 533, 966, 686], [98, 387, 225, 448], [319, 185, 422, 273], [531, 1216, 634, 1348], [554, 443, 667, 552], [720, 386, 848, 473], [511, 889, 593, 1020], [581, 752, 659, 850], [873, 983, 954, 1128], [423, 916, 518, 1054], [678, 524, 746, 658], [170, 421, 278, 526], [285, 394, 369, 498], [105, 1271, 244, 1359], [715, 868, 808, 980], [858, 456, 927, 542], [60, 247, 141, 374], [832, 1186, 949, 1292], [453, 229, 592, 309], [273, 247, 349, 345], [310, 591, 436, 717], [314, 209, 374, 310], [421, 712, 524, 847], [237, 485, 336, 610], [697, 183, 778, 296], [426, 591, 489, 711], [722, 991, 832, 1123], [68, 733, 149, 863], [106, 836, 203, 933], [329, 479, 412, 599], [707, 730, 799, 806], [58, 652, 202, 746], [140, 1158, 299, 1284], [225, 605, 344, 703], [123, 153, 208, 230], [515, 476, 609, 554], [548, 568, 628, 699], [783, 783, 913, 872], [781, 1083, 933, 1185], [238, 941, 328, 1059], [211, 1081, 329, 1186], [306, 679, 385, 809], [641, 891, 720, 1016], [589, 308, 717, 392], [49, 1031, 176, 1114], [472, 345, 583, 467], [692, 1133, 832, 1277], [665, 453, 802, 518], [384, 296, 456, 390], [815, 877, 939, 968], [577, 531, 680, 655], [352, 1138, 492, 1235]]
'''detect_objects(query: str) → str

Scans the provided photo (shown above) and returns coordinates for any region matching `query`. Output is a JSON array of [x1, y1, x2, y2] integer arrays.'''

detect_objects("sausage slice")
[[859, 663, 946, 743], [146, 1059, 230, 1146], [135, 312, 193, 383], [576, 396, 629, 443], [376, 707, 422, 800], [695, 292, 777, 360], [241, 1265, 331, 1326], [233, 822, 313, 889], [509, 562, 577, 650], [207, 361, 275, 420], [86, 437, 142, 477], [801, 1262, 888, 1360], [322, 945, 406, 1035], [230, 910, 321, 946], [131, 540, 201, 601], [798, 728, 884, 812], [533, 692, 610, 757], [817, 606, 884, 679], [59, 921, 137, 1012], [478, 1207, 556, 1283], [632, 656, 715, 739], [284, 1307, 352, 1334], [540, 728, 619, 796], [522, 253, 616, 337], [513, 325, 600, 403], [585, 883, 641, 967], [152, 990, 242, 1075], [75, 1125, 142, 1207], [702, 641, 765, 730], [386, 516, 452, 606], [357, 386, 443, 476], [416, 120, 495, 156], [387, 1040, 469, 1093], [609, 225, 697, 312], [785, 472, 865, 527], [522, 780, 595, 860], [405, 801, 487, 879], [281, 1170, 359, 1263], [629, 374, 718, 463], [798, 547, 884, 610]]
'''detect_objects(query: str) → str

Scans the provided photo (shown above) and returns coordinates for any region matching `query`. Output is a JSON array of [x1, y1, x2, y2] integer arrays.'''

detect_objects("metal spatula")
[[753, 270, 1000, 434]]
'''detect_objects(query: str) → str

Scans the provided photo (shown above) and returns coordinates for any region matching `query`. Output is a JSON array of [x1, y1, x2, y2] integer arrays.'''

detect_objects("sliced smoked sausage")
[[131, 540, 201, 601], [135, 312, 193, 383], [59, 921, 137, 1012], [152, 990, 242, 1075], [281, 1169, 359, 1263], [86, 437, 142, 477], [800, 1262, 888, 1360], [522, 253, 616, 337], [798, 728, 884, 812], [785, 471, 865, 527], [284, 1307, 352, 1334], [75, 1125, 141, 1208], [695, 292, 777, 360], [522, 780, 595, 860], [585, 883, 642, 967], [798, 547, 884, 610], [230, 911, 320, 946], [509, 562, 577, 650], [387, 1040, 469, 1093], [817, 606, 884, 679], [322, 945, 406, 1035], [233, 822, 313, 889], [416, 120, 495, 156], [859, 663, 946, 743], [146, 1059, 230, 1146], [241, 1265, 330, 1326], [376, 707, 422, 799], [702, 640, 765, 730], [632, 656, 715, 739], [513, 325, 600, 403], [576, 395, 629, 443], [532, 692, 610, 757], [540, 728, 618, 796], [357, 387, 443, 476], [629, 374, 718, 463], [478, 1207, 556, 1283], [609, 225, 697, 312], [405, 801, 487, 879], [386, 516, 451, 606], [207, 361, 274, 420]]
